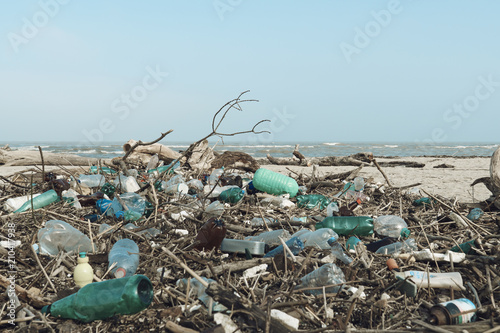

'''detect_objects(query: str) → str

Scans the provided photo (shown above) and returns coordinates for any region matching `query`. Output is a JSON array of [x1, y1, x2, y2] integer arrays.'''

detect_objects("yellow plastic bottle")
[[74, 252, 93, 288]]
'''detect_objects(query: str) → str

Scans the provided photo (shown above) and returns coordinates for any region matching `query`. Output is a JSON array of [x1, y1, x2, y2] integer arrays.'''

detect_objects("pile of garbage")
[[1, 146, 500, 333]]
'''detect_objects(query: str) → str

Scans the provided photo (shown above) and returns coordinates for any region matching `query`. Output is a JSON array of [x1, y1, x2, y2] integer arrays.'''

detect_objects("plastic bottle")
[[62, 189, 82, 209], [42, 275, 153, 322], [219, 187, 245, 204], [353, 177, 365, 191], [176, 277, 226, 311], [194, 218, 227, 251], [249, 217, 276, 227], [38, 220, 93, 255], [299, 228, 339, 250], [315, 216, 374, 236], [96, 198, 123, 217], [74, 252, 93, 288], [260, 195, 295, 209], [204, 185, 240, 198], [252, 168, 299, 198], [429, 298, 477, 325], [327, 237, 353, 265], [208, 167, 225, 186], [296, 194, 331, 210], [204, 201, 225, 217], [245, 229, 291, 246], [346, 236, 362, 253], [100, 182, 116, 197], [78, 174, 105, 188], [108, 239, 140, 278], [146, 154, 159, 171], [467, 208, 484, 221], [295, 263, 345, 295], [326, 202, 339, 216], [373, 215, 410, 238], [187, 179, 204, 193], [375, 238, 417, 255], [263, 236, 304, 258], [450, 239, 478, 254], [394, 270, 464, 290], [365, 237, 397, 252], [118, 192, 146, 215], [413, 197, 434, 206], [99, 223, 160, 239], [89, 166, 117, 175], [4, 193, 42, 212], [147, 161, 180, 176], [14, 189, 60, 213], [113, 175, 140, 193]]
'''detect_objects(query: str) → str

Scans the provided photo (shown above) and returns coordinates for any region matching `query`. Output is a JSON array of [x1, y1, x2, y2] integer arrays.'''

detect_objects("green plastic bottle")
[[219, 188, 245, 204], [296, 194, 331, 210], [14, 189, 60, 213], [315, 216, 374, 236], [101, 183, 116, 197], [252, 168, 299, 198], [42, 274, 153, 322], [90, 166, 117, 175], [451, 239, 477, 254]]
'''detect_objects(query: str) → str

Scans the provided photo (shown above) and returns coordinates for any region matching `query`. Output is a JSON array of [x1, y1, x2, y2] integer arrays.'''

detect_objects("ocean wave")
[[219, 145, 295, 148], [384, 145, 398, 148], [322, 142, 339, 146]]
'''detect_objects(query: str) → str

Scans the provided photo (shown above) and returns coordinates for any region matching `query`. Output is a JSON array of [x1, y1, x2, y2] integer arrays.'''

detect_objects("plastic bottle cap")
[[327, 237, 337, 245], [400, 228, 411, 239], [115, 268, 126, 278], [79, 252, 87, 258]]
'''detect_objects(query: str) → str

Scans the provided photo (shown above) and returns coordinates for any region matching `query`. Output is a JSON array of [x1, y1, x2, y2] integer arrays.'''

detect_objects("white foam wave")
[[322, 142, 339, 146], [384, 145, 398, 148]]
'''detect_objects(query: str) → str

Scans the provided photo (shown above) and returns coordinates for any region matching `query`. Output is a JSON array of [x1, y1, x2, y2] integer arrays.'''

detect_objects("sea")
[[2, 142, 498, 159]]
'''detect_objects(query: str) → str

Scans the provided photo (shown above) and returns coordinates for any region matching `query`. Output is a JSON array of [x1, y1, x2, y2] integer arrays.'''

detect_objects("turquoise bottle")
[[14, 189, 60, 213], [315, 216, 374, 236], [296, 194, 331, 210], [219, 188, 245, 204], [252, 168, 299, 198], [42, 275, 153, 322]]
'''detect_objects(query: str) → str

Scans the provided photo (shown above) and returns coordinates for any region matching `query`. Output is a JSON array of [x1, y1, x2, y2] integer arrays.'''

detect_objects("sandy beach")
[[0, 155, 492, 203]]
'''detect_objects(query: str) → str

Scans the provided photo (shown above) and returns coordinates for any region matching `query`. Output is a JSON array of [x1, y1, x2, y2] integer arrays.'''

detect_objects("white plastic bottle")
[[4, 193, 41, 212], [373, 215, 410, 238], [74, 252, 93, 288]]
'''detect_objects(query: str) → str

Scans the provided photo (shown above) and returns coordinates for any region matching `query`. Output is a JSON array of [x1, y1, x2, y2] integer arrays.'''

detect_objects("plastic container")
[[89, 166, 117, 175], [252, 168, 299, 198], [450, 239, 478, 254], [346, 236, 362, 253], [113, 175, 140, 193], [394, 270, 464, 290], [14, 189, 60, 213], [373, 215, 410, 238], [96, 198, 123, 217], [220, 239, 266, 255], [295, 263, 346, 295], [78, 174, 105, 188], [108, 239, 140, 278], [4, 193, 41, 212], [429, 298, 477, 325], [326, 202, 339, 216], [100, 182, 116, 197], [327, 237, 353, 265], [194, 218, 227, 251], [208, 167, 225, 186], [263, 236, 304, 258], [42, 275, 153, 322], [118, 192, 146, 215], [146, 154, 159, 171], [219, 187, 245, 204], [296, 194, 331, 210], [375, 238, 417, 255], [315, 216, 374, 236], [467, 208, 484, 221], [249, 217, 276, 227], [204, 201, 225, 217], [245, 229, 291, 246], [74, 252, 93, 288], [260, 196, 295, 209], [204, 185, 240, 198], [187, 179, 204, 193], [38, 220, 93, 255], [365, 237, 397, 252], [413, 197, 434, 206], [299, 228, 339, 250], [353, 177, 364, 191]]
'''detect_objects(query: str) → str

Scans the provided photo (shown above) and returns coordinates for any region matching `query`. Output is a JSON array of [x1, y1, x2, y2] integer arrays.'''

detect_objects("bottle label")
[[440, 298, 476, 324]]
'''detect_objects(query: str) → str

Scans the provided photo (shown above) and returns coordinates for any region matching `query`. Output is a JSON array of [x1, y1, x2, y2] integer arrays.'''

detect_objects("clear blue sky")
[[1, 0, 499, 146]]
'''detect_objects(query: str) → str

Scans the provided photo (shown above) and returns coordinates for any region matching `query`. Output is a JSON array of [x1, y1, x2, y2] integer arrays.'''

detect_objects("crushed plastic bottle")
[[245, 229, 291, 246], [118, 193, 146, 215], [4, 193, 42, 212], [295, 263, 346, 295], [373, 215, 410, 238], [327, 237, 353, 265], [219, 187, 245, 204], [42, 275, 153, 322], [375, 238, 417, 255], [296, 194, 331, 210], [78, 174, 105, 188], [177, 277, 227, 311], [249, 217, 276, 227], [108, 239, 140, 278], [263, 236, 304, 258], [299, 228, 339, 250], [316, 216, 374, 236], [38, 220, 93, 255], [204, 201, 225, 217]]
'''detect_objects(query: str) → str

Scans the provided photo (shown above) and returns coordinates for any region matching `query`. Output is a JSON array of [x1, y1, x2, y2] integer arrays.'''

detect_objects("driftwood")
[[186, 139, 216, 172], [122, 139, 181, 164], [0, 150, 109, 166], [377, 161, 425, 168], [472, 146, 500, 208], [211, 151, 260, 173], [266, 154, 371, 167]]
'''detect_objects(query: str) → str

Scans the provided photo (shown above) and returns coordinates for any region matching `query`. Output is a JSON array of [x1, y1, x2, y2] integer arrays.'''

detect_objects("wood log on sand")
[[123, 139, 182, 164], [472, 145, 500, 208], [0, 149, 109, 166]]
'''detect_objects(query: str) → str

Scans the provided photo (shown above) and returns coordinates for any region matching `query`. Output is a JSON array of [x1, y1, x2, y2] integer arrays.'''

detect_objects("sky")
[[1, 0, 499, 146]]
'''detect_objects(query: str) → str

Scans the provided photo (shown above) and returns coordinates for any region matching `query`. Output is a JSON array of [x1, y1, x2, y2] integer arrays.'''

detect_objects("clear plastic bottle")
[[4, 193, 41, 212], [295, 263, 346, 295], [245, 229, 291, 246], [299, 228, 339, 250], [205, 201, 225, 217], [353, 177, 365, 191], [252, 168, 299, 198], [204, 185, 240, 198], [38, 220, 93, 255], [263, 236, 304, 258], [249, 217, 276, 227], [326, 202, 339, 216], [375, 238, 417, 255], [146, 154, 159, 171], [187, 179, 204, 193], [14, 189, 60, 213], [176, 277, 226, 311], [327, 237, 353, 265], [208, 167, 225, 186], [118, 193, 146, 215], [373, 215, 410, 238], [74, 252, 93, 288], [108, 239, 140, 278], [113, 175, 140, 193], [164, 183, 189, 195], [78, 174, 105, 188]]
